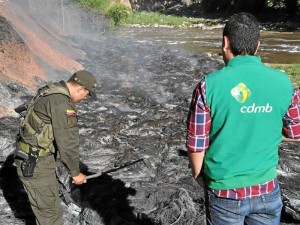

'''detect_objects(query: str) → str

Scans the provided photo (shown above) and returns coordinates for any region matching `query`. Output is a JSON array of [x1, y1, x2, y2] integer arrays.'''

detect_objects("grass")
[[123, 11, 221, 27], [76, 0, 299, 86], [273, 64, 300, 87], [76, 0, 221, 27], [77, 0, 111, 13]]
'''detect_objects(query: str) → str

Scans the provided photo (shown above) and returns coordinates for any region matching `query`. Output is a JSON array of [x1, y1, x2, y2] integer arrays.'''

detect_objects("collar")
[[59, 80, 71, 95], [227, 55, 262, 66]]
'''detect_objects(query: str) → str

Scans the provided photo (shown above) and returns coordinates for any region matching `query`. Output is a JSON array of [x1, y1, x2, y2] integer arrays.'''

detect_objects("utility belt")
[[15, 141, 52, 177], [18, 141, 52, 157]]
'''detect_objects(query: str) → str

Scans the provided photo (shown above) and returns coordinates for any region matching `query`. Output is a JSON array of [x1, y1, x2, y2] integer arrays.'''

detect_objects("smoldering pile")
[[1, 50, 300, 224], [0, 52, 220, 225]]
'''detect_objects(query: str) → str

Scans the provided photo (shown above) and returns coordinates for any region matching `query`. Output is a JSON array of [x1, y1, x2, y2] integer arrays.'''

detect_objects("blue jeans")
[[206, 184, 283, 225]]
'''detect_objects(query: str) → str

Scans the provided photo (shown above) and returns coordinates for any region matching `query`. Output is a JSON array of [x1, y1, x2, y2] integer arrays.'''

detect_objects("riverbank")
[[77, 0, 300, 85], [77, 1, 224, 28], [76, 0, 300, 29]]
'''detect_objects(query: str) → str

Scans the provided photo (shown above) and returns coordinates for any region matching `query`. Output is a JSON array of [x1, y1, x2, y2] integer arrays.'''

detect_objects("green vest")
[[205, 56, 293, 189], [19, 83, 70, 157]]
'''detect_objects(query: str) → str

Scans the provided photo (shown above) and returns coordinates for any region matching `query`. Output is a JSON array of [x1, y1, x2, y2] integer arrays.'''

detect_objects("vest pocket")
[[37, 123, 54, 150]]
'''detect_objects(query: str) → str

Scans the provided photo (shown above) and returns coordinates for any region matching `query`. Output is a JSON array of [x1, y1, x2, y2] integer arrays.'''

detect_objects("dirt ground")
[[0, 1, 83, 89], [0, 0, 84, 117]]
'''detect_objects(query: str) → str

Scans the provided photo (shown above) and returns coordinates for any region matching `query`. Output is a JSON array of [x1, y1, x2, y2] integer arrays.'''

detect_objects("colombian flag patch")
[[66, 109, 77, 116]]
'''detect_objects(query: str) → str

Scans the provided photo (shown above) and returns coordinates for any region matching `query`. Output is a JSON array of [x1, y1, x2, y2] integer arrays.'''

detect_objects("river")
[[120, 26, 300, 65]]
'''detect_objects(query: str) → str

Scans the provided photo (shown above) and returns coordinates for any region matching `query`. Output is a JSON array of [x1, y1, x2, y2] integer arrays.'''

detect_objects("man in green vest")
[[186, 13, 300, 225], [14, 70, 97, 225]]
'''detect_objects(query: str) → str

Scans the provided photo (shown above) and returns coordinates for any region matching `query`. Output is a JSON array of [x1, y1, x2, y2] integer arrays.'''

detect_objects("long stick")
[[86, 158, 144, 180]]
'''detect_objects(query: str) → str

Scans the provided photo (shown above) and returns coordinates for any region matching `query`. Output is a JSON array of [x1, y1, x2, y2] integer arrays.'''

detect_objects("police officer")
[[14, 70, 97, 225]]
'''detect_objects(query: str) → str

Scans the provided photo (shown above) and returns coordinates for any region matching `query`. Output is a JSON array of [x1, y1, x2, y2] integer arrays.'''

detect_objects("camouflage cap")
[[70, 70, 97, 100]]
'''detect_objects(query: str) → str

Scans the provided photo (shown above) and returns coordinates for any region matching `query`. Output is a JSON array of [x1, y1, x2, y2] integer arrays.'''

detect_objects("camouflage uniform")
[[14, 81, 81, 225]]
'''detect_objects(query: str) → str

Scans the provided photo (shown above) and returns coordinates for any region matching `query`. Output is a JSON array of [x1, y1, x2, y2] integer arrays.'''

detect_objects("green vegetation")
[[274, 64, 300, 86], [76, 0, 300, 27], [76, 0, 131, 26], [75, 0, 220, 27], [77, 0, 111, 12], [76, 0, 299, 85], [107, 4, 131, 26], [77, 0, 127, 26], [123, 11, 220, 27], [267, 0, 300, 7]]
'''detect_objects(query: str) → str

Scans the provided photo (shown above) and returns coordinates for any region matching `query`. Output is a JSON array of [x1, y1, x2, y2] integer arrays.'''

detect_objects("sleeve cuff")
[[70, 169, 80, 177]]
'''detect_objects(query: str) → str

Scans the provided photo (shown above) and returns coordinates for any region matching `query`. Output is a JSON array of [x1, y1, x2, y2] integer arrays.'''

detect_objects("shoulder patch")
[[66, 109, 77, 127], [67, 116, 77, 127], [66, 109, 77, 116]]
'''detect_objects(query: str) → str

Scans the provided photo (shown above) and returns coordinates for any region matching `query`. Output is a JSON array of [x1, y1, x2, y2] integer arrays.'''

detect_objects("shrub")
[[107, 4, 131, 26]]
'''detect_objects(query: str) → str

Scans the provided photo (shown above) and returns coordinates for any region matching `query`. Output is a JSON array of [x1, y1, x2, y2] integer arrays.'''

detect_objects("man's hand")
[[72, 172, 87, 185], [282, 135, 300, 142]]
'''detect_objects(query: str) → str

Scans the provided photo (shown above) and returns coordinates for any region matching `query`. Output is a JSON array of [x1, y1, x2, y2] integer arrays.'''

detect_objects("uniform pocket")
[[37, 123, 54, 150]]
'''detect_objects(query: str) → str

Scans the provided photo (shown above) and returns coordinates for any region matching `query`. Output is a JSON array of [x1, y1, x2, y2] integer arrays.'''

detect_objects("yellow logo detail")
[[67, 109, 76, 113], [231, 83, 251, 103]]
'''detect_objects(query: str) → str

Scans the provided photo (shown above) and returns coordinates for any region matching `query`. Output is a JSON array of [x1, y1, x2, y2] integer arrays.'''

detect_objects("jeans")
[[206, 183, 283, 225]]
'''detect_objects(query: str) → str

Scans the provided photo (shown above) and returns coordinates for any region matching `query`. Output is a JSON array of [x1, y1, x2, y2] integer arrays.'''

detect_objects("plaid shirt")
[[187, 79, 300, 200]]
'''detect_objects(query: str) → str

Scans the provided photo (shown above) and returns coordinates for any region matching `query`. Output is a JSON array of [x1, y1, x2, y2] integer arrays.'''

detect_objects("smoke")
[[13, 0, 109, 39], [4, 0, 110, 83]]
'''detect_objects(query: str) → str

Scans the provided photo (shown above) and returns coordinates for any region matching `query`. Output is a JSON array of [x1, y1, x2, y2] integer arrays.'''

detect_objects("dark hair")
[[223, 12, 260, 56]]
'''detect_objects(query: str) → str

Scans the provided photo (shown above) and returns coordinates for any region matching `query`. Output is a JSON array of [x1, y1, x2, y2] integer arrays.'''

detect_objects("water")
[[120, 27, 300, 65], [260, 31, 300, 64]]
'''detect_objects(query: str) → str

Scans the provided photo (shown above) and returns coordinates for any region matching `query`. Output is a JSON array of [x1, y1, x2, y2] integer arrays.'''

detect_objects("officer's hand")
[[72, 172, 87, 185]]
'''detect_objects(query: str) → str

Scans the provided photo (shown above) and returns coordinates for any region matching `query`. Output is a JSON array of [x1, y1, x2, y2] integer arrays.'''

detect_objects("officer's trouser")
[[15, 155, 63, 225]]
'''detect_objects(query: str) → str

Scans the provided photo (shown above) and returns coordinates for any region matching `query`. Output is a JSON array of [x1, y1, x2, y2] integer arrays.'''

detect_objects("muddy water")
[[120, 27, 300, 65]]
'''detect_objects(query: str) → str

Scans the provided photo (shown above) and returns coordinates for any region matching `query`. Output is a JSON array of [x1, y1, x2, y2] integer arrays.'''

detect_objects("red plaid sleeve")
[[283, 89, 300, 138], [186, 79, 211, 152]]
